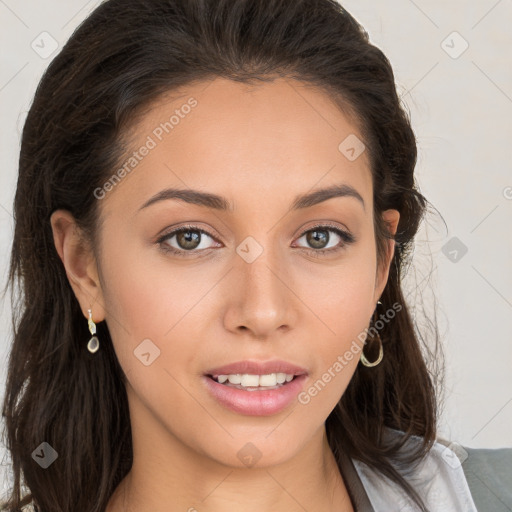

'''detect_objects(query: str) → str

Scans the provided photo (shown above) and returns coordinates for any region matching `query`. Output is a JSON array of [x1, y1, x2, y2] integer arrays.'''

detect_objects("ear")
[[374, 208, 400, 302], [50, 209, 106, 322]]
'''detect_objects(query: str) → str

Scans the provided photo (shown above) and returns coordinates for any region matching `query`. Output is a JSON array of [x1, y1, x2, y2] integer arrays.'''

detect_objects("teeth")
[[259, 374, 277, 386], [241, 374, 260, 387], [227, 374, 241, 384], [214, 373, 296, 387]]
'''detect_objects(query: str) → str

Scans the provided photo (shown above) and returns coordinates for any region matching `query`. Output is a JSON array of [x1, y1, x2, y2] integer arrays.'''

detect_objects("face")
[[58, 77, 398, 469]]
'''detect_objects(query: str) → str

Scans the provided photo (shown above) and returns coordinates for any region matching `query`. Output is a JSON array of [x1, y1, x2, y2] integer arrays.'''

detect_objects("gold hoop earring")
[[87, 308, 100, 353], [360, 300, 383, 367]]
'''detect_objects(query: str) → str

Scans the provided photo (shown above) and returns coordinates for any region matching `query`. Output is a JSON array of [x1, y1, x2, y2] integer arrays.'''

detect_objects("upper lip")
[[205, 359, 308, 377]]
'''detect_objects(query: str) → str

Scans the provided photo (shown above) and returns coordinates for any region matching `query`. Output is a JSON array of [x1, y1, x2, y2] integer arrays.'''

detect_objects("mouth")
[[202, 365, 308, 416]]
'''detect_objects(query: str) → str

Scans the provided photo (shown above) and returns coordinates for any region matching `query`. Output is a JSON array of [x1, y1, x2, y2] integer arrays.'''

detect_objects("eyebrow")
[[138, 183, 365, 212]]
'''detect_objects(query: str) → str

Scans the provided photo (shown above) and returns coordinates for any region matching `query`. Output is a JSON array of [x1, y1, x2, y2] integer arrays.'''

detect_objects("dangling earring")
[[360, 300, 383, 367], [87, 308, 100, 353]]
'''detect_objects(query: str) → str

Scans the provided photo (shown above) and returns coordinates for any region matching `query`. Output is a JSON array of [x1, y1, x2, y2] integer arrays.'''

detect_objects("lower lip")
[[202, 374, 308, 416]]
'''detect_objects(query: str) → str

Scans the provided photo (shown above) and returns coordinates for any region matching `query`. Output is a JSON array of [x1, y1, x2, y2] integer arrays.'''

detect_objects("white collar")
[[349, 430, 477, 511]]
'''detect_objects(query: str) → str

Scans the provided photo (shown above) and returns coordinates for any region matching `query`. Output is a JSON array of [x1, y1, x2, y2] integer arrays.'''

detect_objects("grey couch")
[[461, 446, 512, 511]]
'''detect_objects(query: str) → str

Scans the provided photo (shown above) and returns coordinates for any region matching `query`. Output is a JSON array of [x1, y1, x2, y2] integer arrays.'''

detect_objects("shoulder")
[[436, 437, 512, 512], [352, 428, 479, 511]]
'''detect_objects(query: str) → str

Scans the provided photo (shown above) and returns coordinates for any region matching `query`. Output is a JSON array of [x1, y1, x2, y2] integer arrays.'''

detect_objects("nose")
[[222, 242, 298, 339]]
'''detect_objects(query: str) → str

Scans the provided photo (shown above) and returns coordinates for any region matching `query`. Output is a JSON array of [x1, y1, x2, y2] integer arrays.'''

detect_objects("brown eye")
[[175, 229, 202, 250], [305, 229, 330, 249], [295, 225, 354, 254], [158, 226, 219, 256]]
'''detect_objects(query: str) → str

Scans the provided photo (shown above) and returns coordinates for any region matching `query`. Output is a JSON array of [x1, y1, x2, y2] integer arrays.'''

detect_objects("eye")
[[156, 222, 355, 258], [293, 223, 355, 256], [157, 225, 220, 257]]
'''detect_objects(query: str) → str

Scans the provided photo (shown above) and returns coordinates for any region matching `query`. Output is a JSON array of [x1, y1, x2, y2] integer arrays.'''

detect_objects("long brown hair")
[[1, 0, 443, 510]]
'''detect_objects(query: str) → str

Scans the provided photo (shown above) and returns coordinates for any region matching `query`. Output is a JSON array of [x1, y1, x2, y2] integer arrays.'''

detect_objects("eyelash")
[[156, 223, 356, 258]]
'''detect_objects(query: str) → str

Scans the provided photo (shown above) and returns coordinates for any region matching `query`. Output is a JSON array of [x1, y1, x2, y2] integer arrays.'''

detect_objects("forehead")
[[101, 76, 372, 215]]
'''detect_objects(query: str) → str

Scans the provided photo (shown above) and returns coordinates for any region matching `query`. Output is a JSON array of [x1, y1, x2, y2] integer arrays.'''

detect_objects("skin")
[[51, 77, 399, 512]]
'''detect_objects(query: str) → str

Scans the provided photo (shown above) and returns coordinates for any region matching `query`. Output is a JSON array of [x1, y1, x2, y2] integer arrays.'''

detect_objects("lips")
[[202, 373, 308, 416], [201, 359, 309, 415]]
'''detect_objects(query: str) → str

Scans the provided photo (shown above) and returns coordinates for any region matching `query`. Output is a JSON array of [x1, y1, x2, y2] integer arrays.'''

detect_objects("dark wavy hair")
[[1, 0, 443, 510]]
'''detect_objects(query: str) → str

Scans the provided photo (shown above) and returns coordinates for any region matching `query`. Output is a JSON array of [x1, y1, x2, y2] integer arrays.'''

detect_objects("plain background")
[[0, 0, 511, 491]]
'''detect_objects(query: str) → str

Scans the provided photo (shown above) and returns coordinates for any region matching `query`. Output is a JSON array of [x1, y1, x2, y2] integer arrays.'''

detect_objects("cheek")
[[98, 242, 208, 429], [292, 254, 376, 405], [97, 235, 175, 366], [294, 245, 376, 333], [100, 234, 193, 335], [98, 234, 221, 390]]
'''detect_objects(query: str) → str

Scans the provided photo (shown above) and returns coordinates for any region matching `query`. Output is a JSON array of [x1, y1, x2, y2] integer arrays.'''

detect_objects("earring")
[[360, 300, 383, 367], [87, 308, 100, 353]]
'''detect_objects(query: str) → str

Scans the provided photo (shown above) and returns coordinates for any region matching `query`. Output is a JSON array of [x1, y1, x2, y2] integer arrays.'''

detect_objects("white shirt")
[[351, 433, 478, 511]]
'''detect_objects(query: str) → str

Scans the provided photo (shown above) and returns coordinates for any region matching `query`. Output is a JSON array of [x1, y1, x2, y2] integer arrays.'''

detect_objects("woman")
[[0, 0, 489, 510]]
